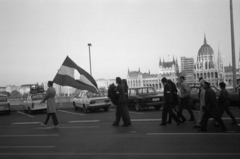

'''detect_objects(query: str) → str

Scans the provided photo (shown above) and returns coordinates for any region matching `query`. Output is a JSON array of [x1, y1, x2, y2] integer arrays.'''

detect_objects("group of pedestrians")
[[108, 77, 131, 127], [159, 75, 238, 132], [39, 77, 238, 132]]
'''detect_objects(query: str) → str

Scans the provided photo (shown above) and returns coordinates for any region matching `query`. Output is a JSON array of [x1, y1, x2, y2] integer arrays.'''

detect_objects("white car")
[[23, 93, 47, 114], [0, 94, 11, 115], [73, 91, 111, 113]]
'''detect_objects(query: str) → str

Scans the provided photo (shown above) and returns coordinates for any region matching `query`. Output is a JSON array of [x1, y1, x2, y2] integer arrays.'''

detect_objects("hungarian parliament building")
[[124, 35, 240, 90]]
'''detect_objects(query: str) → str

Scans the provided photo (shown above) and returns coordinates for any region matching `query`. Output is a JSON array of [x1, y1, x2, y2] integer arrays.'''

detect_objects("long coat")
[[42, 87, 56, 113], [163, 82, 173, 105], [204, 87, 221, 118], [218, 88, 230, 110]]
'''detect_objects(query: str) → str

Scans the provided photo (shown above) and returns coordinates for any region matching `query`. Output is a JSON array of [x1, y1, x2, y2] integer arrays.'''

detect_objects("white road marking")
[[35, 126, 99, 129], [0, 146, 55, 148], [57, 110, 85, 116], [110, 109, 143, 114], [12, 122, 40, 125], [131, 119, 161, 122], [129, 111, 143, 115], [68, 120, 99, 123], [147, 133, 240, 135], [0, 134, 58, 137], [0, 153, 240, 156], [17, 111, 34, 118], [209, 117, 240, 120]]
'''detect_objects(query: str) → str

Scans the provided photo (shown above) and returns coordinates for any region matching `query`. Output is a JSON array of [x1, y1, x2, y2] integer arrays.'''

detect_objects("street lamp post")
[[88, 43, 92, 75], [230, 0, 237, 88]]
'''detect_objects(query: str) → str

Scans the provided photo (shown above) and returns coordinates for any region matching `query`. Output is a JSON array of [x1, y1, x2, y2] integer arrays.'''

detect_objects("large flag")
[[53, 56, 98, 93]]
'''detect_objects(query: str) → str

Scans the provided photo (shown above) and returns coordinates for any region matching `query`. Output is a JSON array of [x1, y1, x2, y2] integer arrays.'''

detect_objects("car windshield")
[[138, 87, 155, 94], [86, 92, 105, 98], [0, 96, 7, 102], [32, 94, 44, 100]]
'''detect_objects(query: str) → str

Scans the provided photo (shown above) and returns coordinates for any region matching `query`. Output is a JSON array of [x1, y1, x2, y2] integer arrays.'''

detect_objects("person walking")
[[122, 79, 131, 126], [193, 78, 205, 128], [166, 79, 180, 124], [159, 77, 181, 126], [112, 77, 129, 127], [40, 81, 59, 127], [200, 81, 227, 132], [179, 76, 195, 122], [218, 82, 238, 125]]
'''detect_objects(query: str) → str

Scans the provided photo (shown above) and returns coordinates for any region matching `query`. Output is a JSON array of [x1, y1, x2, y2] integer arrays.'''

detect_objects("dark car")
[[188, 83, 220, 110], [127, 87, 164, 111], [227, 85, 240, 105]]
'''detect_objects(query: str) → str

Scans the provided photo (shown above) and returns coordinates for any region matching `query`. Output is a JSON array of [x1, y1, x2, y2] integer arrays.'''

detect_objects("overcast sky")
[[0, 0, 240, 86]]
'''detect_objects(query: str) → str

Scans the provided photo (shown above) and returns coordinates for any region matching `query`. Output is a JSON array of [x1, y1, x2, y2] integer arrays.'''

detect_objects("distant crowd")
[[107, 76, 239, 132]]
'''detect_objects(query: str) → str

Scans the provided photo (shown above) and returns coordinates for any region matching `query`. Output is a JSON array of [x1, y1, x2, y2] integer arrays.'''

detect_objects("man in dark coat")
[[160, 77, 181, 126], [166, 79, 180, 124], [112, 77, 129, 127], [200, 81, 227, 132], [218, 82, 238, 125], [122, 79, 131, 125]]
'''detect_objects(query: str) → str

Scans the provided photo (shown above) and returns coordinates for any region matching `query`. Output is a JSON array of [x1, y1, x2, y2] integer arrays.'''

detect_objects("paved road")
[[0, 105, 240, 159]]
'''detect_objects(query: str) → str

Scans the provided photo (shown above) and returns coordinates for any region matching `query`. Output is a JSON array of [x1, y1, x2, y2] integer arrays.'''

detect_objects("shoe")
[[230, 122, 238, 125], [128, 123, 132, 126], [193, 125, 201, 128], [40, 123, 46, 126], [176, 122, 181, 126], [112, 123, 119, 126], [52, 125, 59, 128], [198, 129, 206, 132], [121, 124, 129, 127], [188, 119, 195, 121], [214, 124, 220, 127], [181, 119, 186, 123], [159, 123, 166, 126], [166, 121, 172, 124], [221, 128, 228, 132]]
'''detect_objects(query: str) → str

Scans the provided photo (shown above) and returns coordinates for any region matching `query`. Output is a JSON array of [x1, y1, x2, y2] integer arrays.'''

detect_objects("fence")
[[9, 97, 74, 105]]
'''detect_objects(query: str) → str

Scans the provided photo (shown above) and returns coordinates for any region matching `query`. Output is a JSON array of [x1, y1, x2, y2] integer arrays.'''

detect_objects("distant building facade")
[[194, 35, 224, 86], [158, 57, 180, 83], [127, 68, 161, 90], [181, 57, 195, 83]]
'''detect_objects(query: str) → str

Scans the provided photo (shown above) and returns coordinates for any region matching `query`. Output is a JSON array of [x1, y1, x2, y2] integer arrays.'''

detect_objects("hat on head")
[[204, 81, 210, 86]]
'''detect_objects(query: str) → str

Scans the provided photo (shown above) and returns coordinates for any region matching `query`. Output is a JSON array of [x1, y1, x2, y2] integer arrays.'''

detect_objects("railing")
[[8, 97, 74, 105]]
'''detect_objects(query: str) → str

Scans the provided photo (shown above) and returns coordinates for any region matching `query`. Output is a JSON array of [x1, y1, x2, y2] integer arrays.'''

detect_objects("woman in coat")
[[40, 81, 59, 127]]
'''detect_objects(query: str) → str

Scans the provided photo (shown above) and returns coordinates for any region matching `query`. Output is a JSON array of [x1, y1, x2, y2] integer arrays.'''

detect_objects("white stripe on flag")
[[58, 65, 74, 78]]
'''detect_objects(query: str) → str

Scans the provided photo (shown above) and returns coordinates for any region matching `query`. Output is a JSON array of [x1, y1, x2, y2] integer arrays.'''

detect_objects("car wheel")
[[6, 110, 11, 115], [104, 107, 109, 112], [154, 105, 160, 110], [28, 107, 32, 114], [73, 102, 78, 111], [193, 101, 200, 110], [83, 105, 88, 113], [135, 103, 141, 111]]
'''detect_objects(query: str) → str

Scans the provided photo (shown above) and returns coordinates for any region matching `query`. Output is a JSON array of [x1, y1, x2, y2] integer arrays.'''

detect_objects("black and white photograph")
[[0, 0, 240, 158]]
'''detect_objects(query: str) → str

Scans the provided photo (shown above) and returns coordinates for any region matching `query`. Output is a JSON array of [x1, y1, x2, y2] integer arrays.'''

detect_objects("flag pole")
[[57, 69, 62, 109], [59, 85, 62, 108]]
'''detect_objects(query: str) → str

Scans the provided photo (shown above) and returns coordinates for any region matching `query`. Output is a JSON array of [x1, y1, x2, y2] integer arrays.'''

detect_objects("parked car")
[[127, 87, 164, 111], [0, 94, 11, 114], [73, 91, 111, 113], [188, 83, 220, 110], [227, 85, 240, 105], [23, 93, 47, 114]]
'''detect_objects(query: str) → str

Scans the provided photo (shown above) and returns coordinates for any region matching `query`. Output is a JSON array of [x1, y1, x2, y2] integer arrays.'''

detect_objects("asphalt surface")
[[0, 105, 240, 159]]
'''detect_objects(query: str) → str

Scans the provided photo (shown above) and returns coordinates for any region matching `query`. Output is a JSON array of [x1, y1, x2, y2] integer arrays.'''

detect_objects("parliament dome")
[[197, 35, 214, 57]]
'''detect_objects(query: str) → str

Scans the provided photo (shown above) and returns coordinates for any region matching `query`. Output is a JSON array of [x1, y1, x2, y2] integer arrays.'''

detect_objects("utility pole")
[[88, 43, 92, 75], [230, 0, 237, 88]]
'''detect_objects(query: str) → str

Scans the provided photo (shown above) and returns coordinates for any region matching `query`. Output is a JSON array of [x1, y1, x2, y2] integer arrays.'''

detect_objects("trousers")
[[115, 103, 129, 125], [44, 113, 59, 126]]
